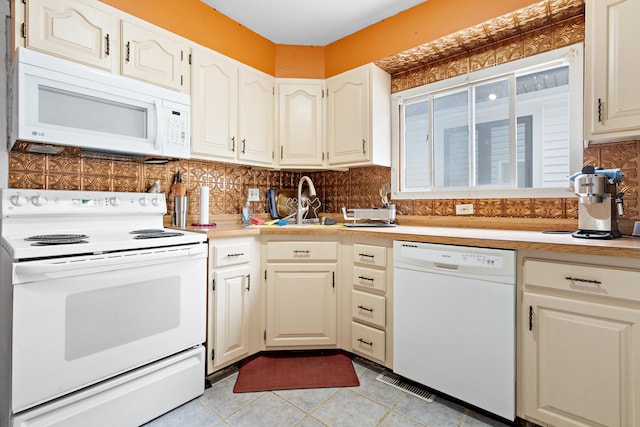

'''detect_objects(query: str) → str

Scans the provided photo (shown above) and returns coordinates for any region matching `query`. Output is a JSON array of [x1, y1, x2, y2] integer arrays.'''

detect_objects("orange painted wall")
[[101, 0, 540, 78]]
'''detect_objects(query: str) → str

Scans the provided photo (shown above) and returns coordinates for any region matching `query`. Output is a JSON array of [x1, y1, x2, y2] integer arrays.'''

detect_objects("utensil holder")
[[174, 196, 188, 228]]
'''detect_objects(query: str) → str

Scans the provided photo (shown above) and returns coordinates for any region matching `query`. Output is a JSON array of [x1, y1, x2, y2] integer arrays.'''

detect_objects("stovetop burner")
[[25, 234, 90, 246], [130, 229, 185, 239]]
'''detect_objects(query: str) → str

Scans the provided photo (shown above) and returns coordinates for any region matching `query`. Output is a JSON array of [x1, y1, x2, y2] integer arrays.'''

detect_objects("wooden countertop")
[[181, 220, 640, 260]]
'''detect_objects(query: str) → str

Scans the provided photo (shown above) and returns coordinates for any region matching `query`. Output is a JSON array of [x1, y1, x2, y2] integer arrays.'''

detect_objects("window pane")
[[515, 65, 570, 188], [434, 91, 469, 188], [474, 80, 510, 186], [402, 100, 430, 189]]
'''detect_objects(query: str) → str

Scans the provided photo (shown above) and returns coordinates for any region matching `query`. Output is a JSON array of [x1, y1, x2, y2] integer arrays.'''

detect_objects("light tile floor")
[[145, 358, 512, 427]]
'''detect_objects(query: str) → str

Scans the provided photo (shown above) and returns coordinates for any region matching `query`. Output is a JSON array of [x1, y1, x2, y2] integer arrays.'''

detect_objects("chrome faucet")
[[296, 176, 317, 225]]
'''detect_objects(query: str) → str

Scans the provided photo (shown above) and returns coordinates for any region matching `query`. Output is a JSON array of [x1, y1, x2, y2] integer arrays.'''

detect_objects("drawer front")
[[352, 266, 386, 292], [213, 242, 251, 268], [353, 244, 387, 268], [351, 322, 385, 362], [267, 241, 338, 261], [352, 290, 385, 328], [523, 259, 640, 302]]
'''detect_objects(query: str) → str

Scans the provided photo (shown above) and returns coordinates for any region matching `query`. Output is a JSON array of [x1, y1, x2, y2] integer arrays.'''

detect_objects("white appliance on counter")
[[9, 48, 190, 158], [393, 241, 516, 421], [0, 189, 207, 426]]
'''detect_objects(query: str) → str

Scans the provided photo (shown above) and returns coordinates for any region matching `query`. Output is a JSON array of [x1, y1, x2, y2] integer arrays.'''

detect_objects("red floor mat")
[[233, 351, 360, 393]]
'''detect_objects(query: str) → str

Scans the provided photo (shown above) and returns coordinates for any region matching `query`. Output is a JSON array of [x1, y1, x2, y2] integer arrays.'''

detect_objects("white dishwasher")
[[393, 241, 515, 421]]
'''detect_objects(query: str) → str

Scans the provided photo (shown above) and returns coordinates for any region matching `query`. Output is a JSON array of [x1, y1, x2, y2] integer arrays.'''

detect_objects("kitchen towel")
[[199, 186, 209, 225]]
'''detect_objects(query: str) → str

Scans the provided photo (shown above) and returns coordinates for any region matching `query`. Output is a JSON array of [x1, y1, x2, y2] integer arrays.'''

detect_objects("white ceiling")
[[200, 0, 427, 46]]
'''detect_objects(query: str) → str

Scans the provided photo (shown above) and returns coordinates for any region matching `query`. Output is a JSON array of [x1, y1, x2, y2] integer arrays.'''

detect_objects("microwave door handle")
[[153, 99, 163, 151]]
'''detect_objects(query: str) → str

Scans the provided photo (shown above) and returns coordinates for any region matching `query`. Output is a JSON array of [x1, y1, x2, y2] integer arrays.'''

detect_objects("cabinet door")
[[522, 292, 640, 427], [266, 263, 337, 347], [26, 0, 118, 71], [277, 82, 325, 167], [238, 69, 274, 166], [585, 0, 640, 141], [326, 66, 369, 166], [121, 20, 187, 92], [208, 265, 251, 372], [191, 48, 238, 161]]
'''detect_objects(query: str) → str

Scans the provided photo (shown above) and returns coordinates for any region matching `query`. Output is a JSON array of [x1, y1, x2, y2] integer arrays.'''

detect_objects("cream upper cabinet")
[[120, 19, 189, 92], [584, 0, 640, 142], [276, 79, 325, 168], [22, 0, 119, 71], [19, 0, 190, 93], [191, 47, 238, 161], [520, 258, 640, 426], [326, 63, 391, 167], [237, 69, 275, 166]]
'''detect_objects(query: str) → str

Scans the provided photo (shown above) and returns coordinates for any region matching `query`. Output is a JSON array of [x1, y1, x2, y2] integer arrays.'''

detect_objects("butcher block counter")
[[180, 217, 640, 260]]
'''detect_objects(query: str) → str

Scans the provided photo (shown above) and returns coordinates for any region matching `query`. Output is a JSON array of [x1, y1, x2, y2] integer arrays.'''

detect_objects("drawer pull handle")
[[294, 250, 311, 254], [358, 253, 374, 259], [564, 276, 602, 285], [358, 276, 374, 282], [227, 253, 245, 257], [357, 305, 373, 313], [357, 338, 373, 346]]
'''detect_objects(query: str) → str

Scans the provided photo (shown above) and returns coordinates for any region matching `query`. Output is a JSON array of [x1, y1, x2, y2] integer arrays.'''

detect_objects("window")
[[392, 44, 583, 199]]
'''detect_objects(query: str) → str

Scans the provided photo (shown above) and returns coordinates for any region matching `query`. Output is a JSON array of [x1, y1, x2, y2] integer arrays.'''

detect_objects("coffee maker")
[[570, 166, 624, 239]]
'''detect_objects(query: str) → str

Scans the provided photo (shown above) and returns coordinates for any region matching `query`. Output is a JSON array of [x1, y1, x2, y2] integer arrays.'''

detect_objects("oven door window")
[[11, 256, 205, 412]]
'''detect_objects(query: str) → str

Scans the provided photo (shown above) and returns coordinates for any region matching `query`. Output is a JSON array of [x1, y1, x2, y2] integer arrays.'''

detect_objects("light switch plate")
[[248, 188, 260, 201], [455, 203, 474, 215]]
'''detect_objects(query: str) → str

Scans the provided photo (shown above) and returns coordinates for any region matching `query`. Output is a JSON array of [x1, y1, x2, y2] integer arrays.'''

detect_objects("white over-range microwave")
[[9, 48, 190, 159]]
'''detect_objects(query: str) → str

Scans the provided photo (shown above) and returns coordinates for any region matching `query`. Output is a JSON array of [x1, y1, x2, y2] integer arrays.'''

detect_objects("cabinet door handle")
[[231, 136, 236, 152], [357, 305, 373, 312], [528, 305, 533, 331], [125, 41, 131, 62], [246, 274, 251, 291], [564, 276, 602, 285], [358, 276, 374, 282], [357, 338, 373, 346], [280, 146, 283, 160], [105, 34, 110, 56], [597, 98, 603, 123], [242, 139, 246, 154], [362, 139, 366, 155]]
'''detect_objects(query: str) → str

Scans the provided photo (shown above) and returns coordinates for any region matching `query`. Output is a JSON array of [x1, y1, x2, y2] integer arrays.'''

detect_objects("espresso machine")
[[570, 166, 624, 239]]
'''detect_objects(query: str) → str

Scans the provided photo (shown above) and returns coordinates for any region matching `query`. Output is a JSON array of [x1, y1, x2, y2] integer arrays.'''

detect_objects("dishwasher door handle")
[[433, 263, 459, 271]]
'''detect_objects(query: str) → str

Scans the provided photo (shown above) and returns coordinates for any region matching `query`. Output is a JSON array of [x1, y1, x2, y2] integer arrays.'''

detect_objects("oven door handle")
[[13, 244, 207, 282]]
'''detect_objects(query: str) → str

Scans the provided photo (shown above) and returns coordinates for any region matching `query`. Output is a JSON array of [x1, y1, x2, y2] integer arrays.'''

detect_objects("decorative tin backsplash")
[[7, 0, 639, 222]]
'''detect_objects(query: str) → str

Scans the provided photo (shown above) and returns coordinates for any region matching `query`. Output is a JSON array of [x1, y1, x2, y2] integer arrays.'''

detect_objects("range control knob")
[[10, 195, 29, 207], [31, 195, 48, 206], [139, 198, 149, 206], [109, 197, 121, 206]]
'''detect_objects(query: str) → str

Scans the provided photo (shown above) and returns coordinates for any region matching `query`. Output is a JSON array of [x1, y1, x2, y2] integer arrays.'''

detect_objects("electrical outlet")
[[455, 203, 474, 215], [248, 188, 260, 201]]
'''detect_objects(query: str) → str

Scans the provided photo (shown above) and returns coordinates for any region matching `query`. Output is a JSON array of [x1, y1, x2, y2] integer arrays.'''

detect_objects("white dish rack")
[[342, 206, 396, 227]]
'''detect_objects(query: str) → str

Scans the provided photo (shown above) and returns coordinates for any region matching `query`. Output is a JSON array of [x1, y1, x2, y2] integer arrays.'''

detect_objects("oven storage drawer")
[[11, 347, 204, 427], [353, 244, 387, 268], [267, 241, 338, 261], [352, 290, 385, 328], [352, 322, 385, 362], [212, 241, 251, 267], [523, 259, 640, 302]]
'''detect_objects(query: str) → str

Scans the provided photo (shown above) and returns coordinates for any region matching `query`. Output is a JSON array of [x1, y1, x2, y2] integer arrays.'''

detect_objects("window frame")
[[391, 43, 584, 200]]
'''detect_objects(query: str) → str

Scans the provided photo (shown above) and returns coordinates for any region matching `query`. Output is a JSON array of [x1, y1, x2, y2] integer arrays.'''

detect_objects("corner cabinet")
[[326, 63, 391, 167], [520, 256, 640, 427], [18, 0, 190, 93], [276, 79, 326, 168], [207, 237, 261, 374], [191, 47, 274, 167], [584, 0, 640, 142], [265, 241, 338, 348]]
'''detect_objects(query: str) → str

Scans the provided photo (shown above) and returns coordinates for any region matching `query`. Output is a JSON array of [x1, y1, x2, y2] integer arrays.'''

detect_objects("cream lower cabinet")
[[349, 240, 392, 368], [521, 257, 640, 427], [207, 237, 261, 374], [265, 241, 338, 348]]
